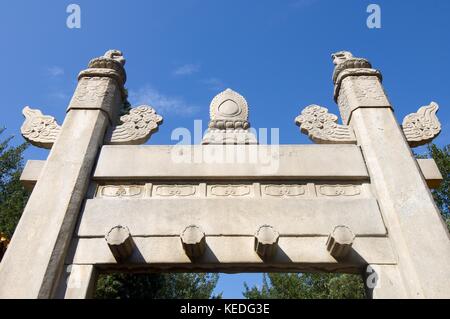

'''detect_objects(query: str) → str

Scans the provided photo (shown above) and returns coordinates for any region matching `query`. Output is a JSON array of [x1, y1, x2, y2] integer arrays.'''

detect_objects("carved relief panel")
[[338, 76, 391, 124], [95, 182, 370, 199]]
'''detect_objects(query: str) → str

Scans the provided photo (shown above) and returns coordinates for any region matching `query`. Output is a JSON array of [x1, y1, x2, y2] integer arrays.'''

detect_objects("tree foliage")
[[95, 273, 221, 299], [244, 273, 365, 299], [428, 144, 449, 221], [0, 129, 29, 238]]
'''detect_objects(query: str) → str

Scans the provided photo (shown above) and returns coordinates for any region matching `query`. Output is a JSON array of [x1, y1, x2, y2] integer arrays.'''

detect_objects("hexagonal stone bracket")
[[326, 225, 355, 259], [254, 225, 279, 260], [105, 225, 135, 262], [180, 225, 206, 259]]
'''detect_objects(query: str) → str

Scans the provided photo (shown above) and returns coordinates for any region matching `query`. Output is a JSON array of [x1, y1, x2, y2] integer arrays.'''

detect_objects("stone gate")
[[0, 50, 449, 299]]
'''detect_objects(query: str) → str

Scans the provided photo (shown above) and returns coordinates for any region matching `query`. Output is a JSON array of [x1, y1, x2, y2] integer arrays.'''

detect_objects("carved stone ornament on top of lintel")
[[402, 102, 441, 148], [105, 105, 163, 145], [295, 104, 356, 144], [202, 88, 257, 144], [20, 106, 61, 149]]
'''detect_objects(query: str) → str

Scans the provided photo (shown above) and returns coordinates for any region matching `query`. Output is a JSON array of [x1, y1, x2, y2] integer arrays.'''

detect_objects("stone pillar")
[[64, 265, 98, 299], [0, 50, 126, 298], [364, 265, 408, 299], [332, 51, 450, 298]]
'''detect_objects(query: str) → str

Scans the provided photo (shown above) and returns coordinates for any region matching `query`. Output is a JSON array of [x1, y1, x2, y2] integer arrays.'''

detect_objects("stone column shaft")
[[335, 64, 450, 298], [0, 52, 125, 298], [64, 265, 98, 299]]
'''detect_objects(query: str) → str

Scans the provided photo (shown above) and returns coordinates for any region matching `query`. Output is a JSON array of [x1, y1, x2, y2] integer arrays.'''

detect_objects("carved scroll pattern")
[[318, 185, 361, 197], [336, 76, 390, 124], [99, 185, 144, 198], [209, 185, 251, 197], [295, 105, 356, 144], [72, 77, 115, 106], [402, 102, 441, 147], [350, 76, 387, 104], [263, 185, 305, 197], [154, 185, 196, 197], [107, 105, 163, 145], [94, 183, 367, 199], [20, 106, 61, 149]]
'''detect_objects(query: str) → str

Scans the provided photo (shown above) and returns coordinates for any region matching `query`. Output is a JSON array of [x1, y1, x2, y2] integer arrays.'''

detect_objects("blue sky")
[[1, 0, 449, 298]]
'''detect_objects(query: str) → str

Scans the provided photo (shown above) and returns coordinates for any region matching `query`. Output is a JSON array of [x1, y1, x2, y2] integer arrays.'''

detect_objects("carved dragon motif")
[[402, 102, 441, 147], [331, 51, 372, 83], [105, 105, 163, 145], [295, 104, 356, 144], [20, 107, 61, 149]]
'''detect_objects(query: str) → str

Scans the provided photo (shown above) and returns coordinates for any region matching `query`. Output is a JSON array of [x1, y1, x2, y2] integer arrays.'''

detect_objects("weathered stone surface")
[[331, 51, 372, 83], [76, 197, 387, 237], [105, 105, 163, 145], [20, 107, 61, 149], [93, 145, 369, 180], [202, 89, 257, 144], [333, 52, 450, 298], [180, 225, 206, 258], [295, 104, 356, 144], [364, 265, 408, 299], [67, 236, 396, 272], [417, 158, 443, 189], [62, 265, 97, 299], [402, 102, 441, 147], [254, 225, 279, 260], [326, 225, 355, 259], [332, 51, 390, 124], [0, 50, 126, 299], [21, 157, 445, 190], [105, 225, 135, 262], [20, 160, 45, 190]]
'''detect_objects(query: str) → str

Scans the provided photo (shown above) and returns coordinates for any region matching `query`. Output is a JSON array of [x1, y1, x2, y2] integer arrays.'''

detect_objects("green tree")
[[415, 144, 449, 231], [244, 144, 449, 299], [0, 129, 29, 238], [244, 273, 365, 299], [425, 144, 449, 231], [95, 273, 221, 299]]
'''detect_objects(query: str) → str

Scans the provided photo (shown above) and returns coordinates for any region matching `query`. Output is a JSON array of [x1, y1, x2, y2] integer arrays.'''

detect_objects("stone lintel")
[[77, 198, 387, 237], [21, 156, 443, 190], [67, 236, 397, 271], [417, 158, 444, 189], [92, 145, 370, 180], [20, 160, 45, 190]]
